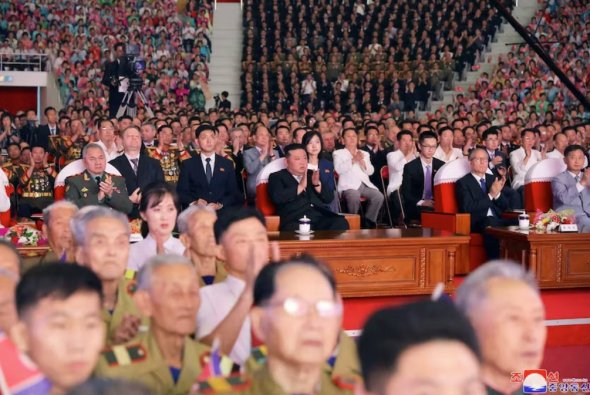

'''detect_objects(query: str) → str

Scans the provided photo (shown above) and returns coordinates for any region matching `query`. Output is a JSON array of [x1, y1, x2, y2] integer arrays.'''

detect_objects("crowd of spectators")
[[0, 0, 215, 114], [439, 0, 590, 126], [240, 0, 508, 115]]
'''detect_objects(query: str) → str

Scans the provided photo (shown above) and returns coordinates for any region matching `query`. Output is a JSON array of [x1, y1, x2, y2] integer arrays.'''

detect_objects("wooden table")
[[269, 228, 470, 297], [487, 226, 590, 289]]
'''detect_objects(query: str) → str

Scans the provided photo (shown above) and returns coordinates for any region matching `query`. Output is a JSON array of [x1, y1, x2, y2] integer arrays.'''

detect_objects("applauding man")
[[244, 125, 279, 203], [456, 148, 517, 259]]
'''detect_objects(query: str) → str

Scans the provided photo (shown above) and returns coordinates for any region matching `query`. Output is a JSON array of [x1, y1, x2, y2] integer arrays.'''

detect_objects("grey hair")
[[177, 205, 216, 234], [42, 200, 78, 225], [136, 254, 195, 291], [468, 147, 488, 160], [455, 260, 539, 316], [82, 142, 106, 158], [70, 206, 130, 246]]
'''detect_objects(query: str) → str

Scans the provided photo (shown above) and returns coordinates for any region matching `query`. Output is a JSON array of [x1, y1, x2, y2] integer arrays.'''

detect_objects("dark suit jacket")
[[455, 172, 512, 232], [484, 148, 509, 177], [109, 154, 165, 217], [361, 145, 388, 187], [177, 154, 242, 208], [268, 168, 336, 230], [401, 157, 444, 219], [35, 125, 52, 151]]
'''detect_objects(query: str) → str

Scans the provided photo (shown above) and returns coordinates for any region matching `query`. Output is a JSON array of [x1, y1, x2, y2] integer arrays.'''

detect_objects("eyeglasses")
[[264, 297, 342, 318]]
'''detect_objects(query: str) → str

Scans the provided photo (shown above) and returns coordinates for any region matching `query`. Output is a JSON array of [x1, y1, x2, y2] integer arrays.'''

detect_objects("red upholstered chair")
[[0, 168, 13, 227], [54, 159, 122, 200], [421, 157, 486, 274], [524, 158, 566, 213], [255, 158, 287, 216]]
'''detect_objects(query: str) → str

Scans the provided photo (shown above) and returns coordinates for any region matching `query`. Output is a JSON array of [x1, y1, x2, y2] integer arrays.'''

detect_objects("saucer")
[[295, 230, 314, 235]]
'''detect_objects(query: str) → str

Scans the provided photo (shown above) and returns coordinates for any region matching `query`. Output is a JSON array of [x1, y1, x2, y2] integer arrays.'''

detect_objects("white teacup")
[[518, 214, 530, 230]]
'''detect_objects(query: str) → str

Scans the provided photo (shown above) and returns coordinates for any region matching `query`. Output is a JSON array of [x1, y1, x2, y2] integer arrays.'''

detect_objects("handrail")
[[0, 53, 48, 71]]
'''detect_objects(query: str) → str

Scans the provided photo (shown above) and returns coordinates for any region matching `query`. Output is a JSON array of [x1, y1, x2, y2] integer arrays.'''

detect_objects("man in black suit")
[[482, 127, 521, 209], [268, 144, 349, 231], [102, 42, 127, 118], [401, 131, 444, 223], [456, 148, 517, 259], [177, 124, 242, 211], [109, 126, 164, 218], [361, 125, 388, 187], [35, 106, 59, 152]]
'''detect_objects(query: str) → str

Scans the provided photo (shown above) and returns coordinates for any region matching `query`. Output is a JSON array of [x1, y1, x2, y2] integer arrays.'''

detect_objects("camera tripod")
[[116, 87, 154, 118]]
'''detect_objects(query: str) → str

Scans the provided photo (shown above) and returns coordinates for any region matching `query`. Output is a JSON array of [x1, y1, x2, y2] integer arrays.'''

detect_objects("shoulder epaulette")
[[124, 269, 137, 280], [103, 343, 146, 367], [332, 375, 358, 391], [197, 374, 251, 394], [250, 345, 267, 365], [200, 351, 240, 377]]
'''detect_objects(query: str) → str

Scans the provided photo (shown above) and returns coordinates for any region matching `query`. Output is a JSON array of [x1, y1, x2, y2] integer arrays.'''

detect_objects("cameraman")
[[102, 42, 128, 119]]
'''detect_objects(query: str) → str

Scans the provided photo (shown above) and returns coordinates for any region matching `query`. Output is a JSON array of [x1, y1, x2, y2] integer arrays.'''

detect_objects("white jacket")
[[333, 148, 378, 192], [509, 147, 542, 190]]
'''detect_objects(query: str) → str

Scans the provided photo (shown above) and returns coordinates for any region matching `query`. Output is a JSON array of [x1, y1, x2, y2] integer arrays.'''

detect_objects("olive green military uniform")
[[145, 146, 190, 185], [95, 331, 212, 395], [18, 164, 57, 211], [22, 248, 61, 273], [199, 259, 228, 287], [59, 135, 88, 164], [244, 331, 360, 379], [2, 161, 25, 187], [65, 170, 133, 213], [198, 365, 355, 395], [103, 272, 149, 345]]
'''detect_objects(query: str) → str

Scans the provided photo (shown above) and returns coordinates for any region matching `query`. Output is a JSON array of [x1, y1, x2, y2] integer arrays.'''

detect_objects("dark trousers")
[[108, 91, 125, 118], [475, 216, 518, 259]]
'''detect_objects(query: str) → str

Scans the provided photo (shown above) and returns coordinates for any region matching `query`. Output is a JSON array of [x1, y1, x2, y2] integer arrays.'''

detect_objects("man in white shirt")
[[95, 119, 122, 162], [386, 130, 417, 222], [195, 207, 271, 365], [509, 128, 545, 206], [334, 128, 384, 228], [434, 126, 463, 163], [552, 145, 590, 228], [546, 132, 568, 159]]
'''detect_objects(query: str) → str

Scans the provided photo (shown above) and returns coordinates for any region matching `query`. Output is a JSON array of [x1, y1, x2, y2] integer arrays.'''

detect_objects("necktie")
[[423, 164, 433, 200], [50, 127, 56, 135], [205, 158, 212, 184], [95, 176, 101, 185], [576, 173, 581, 183], [130, 158, 139, 175], [480, 178, 487, 194]]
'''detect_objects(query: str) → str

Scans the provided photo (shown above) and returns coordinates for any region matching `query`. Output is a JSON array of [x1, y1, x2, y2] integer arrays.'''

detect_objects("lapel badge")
[[219, 167, 225, 172], [81, 187, 88, 193]]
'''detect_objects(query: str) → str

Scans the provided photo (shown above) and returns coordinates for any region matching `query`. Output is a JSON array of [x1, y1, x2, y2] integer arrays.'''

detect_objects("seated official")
[[128, 183, 185, 271], [65, 143, 133, 214], [434, 126, 463, 163], [11, 264, 106, 395], [268, 144, 349, 231], [17, 144, 57, 218], [204, 256, 355, 394], [358, 300, 486, 395], [303, 131, 339, 213], [109, 126, 165, 219], [456, 261, 546, 395], [96, 254, 233, 394], [196, 207, 270, 365], [177, 205, 227, 286], [401, 131, 444, 223], [552, 144, 590, 228], [334, 128, 384, 228], [72, 206, 146, 345], [177, 124, 242, 211], [456, 148, 517, 259], [40, 201, 78, 264], [243, 125, 280, 202], [386, 130, 418, 223], [360, 125, 388, 187], [509, 128, 543, 204], [145, 125, 190, 186], [482, 127, 521, 209]]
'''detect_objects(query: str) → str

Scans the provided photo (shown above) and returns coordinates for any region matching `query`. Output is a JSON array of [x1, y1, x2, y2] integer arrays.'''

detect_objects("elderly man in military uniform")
[[71, 206, 146, 345], [95, 254, 234, 395], [2, 142, 25, 187], [198, 256, 356, 395], [17, 144, 57, 218], [65, 143, 133, 214], [59, 118, 90, 165], [177, 205, 227, 286], [146, 125, 190, 186]]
